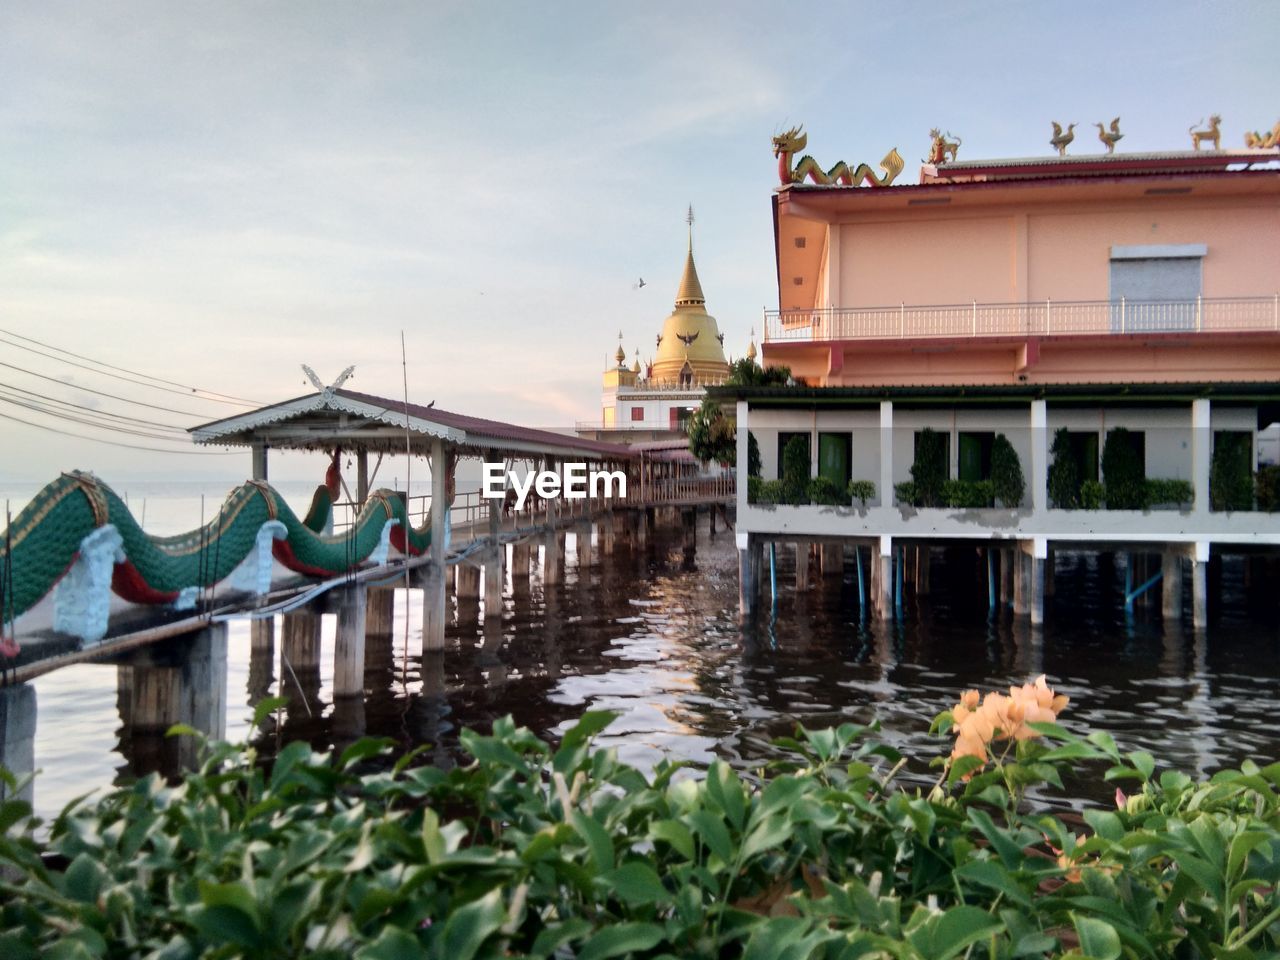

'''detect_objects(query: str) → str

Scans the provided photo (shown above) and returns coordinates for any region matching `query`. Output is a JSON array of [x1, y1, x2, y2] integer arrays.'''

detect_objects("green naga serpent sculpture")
[[0, 459, 438, 648], [772, 125, 904, 187]]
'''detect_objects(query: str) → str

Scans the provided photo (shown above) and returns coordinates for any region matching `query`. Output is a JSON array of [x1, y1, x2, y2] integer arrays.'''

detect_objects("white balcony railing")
[[764, 296, 1280, 343]]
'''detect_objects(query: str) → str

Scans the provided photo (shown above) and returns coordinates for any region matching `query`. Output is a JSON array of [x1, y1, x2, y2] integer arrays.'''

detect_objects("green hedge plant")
[[990, 434, 1025, 508], [847, 479, 876, 506]]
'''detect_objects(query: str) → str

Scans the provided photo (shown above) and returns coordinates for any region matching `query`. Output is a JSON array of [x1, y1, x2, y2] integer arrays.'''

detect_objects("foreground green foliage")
[[2, 704, 1280, 959]]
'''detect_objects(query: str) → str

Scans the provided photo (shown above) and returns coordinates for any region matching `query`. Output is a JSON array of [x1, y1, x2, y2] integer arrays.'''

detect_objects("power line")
[[0, 360, 217, 418], [0, 393, 195, 443], [0, 327, 263, 407], [0, 381, 191, 432], [0, 410, 239, 455]]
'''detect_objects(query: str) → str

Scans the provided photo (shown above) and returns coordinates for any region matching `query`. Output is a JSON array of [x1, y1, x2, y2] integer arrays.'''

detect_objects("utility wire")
[[0, 410, 239, 455], [0, 328, 263, 407], [0, 381, 191, 432], [0, 393, 197, 443], [0, 360, 217, 419]]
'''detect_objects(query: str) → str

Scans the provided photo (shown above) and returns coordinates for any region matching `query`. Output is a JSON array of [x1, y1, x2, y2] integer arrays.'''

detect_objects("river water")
[[17, 485, 1280, 821]]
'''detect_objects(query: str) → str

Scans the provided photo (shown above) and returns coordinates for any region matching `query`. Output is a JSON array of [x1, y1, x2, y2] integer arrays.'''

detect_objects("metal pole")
[[987, 549, 996, 617], [855, 544, 865, 620]]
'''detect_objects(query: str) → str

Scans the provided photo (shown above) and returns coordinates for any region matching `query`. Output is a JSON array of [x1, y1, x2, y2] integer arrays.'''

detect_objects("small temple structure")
[[582, 215, 738, 441]]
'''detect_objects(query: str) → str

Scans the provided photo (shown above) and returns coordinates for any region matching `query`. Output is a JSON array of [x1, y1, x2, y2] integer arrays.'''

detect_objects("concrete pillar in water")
[[575, 524, 591, 566], [1162, 550, 1183, 620], [544, 531, 563, 585], [821, 542, 843, 578], [0, 683, 36, 808], [484, 545, 504, 618], [636, 510, 649, 548], [1191, 541, 1209, 628], [1029, 538, 1047, 626], [875, 536, 893, 619], [281, 609, 322, 713], [738, 533, 760, 618], [366, 587, 395, 636], [456, 563, 480, 599], [423, 436, 448, 652], [511, 541, 532, 580], [795, 542, 811, 591], [247, 617, 275, 706], [708, 506, 716, 536], [916, 546, 932, 595], [130, 624, 228, 767], [602, 512, 616, 555], [1030, 399, 1048, 514], [333, 585, 367, 699], [1012, 549, 1026, 616]]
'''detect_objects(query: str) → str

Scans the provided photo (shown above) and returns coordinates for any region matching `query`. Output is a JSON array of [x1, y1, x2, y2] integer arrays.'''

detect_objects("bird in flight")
[[634, 277, 646, 289]]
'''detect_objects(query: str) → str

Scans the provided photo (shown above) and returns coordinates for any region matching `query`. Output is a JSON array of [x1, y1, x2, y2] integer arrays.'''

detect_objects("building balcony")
[[764, 296, 1280, 344]]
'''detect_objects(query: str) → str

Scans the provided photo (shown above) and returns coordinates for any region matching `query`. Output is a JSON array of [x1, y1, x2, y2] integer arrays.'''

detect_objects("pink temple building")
[[716, 138, 1280, 625]]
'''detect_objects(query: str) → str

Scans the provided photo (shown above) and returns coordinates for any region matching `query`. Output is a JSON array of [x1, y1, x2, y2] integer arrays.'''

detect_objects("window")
[[630, 406, 645, 422], [957, 432, 994, 482], [818, 433, 851, 485], [777, 432, 810, 480], [1109, 244, 1205, 331]]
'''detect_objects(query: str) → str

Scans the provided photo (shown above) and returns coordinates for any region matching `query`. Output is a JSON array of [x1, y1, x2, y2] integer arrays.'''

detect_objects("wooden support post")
[[795, 542, 811, 591], [917, 546, 931, 594], [1001, 548, 1014, 606], [575, 524, 591, 566], [1162, 550, 1183, 620], [282, 610, 322, 672], [423, 437, 448, 652], [1044, 550, 1055, 597], [821, 542, 843, 578], [0, 683, 36, 808], [356, 449, 369, 506], [251, 441, 268, 482], [602, 512, 616, 555], [708, 507, 716, 536], [334, 585, 367, 698], [682, 508, 697, 567], [366, 587, 395, 635], [511, 542, 531, 579], [1013, 548, 1028, 617], [544, 532, 563, 584], [455, 563, 481, 599]]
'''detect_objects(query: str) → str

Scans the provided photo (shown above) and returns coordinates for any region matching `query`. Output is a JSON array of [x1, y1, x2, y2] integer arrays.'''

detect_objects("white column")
[[736, 400, 749, 515], [879, 401, 893, 507], [251, 442, 268, 481], [1030, 399, 1048, 513], [1191, 399, 1211, 515], [1191, 540, 1209, 628]]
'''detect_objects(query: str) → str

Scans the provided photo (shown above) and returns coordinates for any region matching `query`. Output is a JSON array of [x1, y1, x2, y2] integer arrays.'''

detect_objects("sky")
[[1, 0, 1277, 484]]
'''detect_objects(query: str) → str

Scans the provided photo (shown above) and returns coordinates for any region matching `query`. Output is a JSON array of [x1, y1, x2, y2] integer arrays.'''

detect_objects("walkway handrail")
[[764, 295, 1280, 343]]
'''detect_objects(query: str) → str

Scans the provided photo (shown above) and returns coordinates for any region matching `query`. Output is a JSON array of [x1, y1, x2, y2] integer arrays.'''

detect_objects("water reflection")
[[21, 519, 1280, 819]]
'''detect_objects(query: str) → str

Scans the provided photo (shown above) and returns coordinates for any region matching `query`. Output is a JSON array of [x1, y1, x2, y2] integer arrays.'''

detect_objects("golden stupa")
[[650, 226, 729, 385]]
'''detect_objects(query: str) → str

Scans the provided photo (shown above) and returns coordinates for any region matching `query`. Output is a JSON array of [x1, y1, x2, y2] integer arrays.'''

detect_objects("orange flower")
[[948, 676, 1069, 766]]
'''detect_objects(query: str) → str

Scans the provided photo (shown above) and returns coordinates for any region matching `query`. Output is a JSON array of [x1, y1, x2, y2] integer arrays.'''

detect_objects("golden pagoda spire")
[[674, 205, 705, 307]]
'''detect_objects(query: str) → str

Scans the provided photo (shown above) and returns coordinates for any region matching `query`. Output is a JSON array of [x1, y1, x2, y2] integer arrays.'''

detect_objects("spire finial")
[[686, 204, 695, 251]]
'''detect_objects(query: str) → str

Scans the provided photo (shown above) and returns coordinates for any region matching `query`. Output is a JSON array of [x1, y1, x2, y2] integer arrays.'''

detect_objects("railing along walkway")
[[765, 296, 1280, 343]]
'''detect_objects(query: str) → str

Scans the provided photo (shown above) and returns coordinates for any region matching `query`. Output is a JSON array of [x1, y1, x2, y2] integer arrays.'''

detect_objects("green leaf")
[[649, 818, 695, 860], [954, 860, 1033, 909], [559, 710, 620, 751], [706, 762, 747, 832], [440, 888, 506, 960], [1226, 830, 1269, 882], [576, 922, 666, 960], [571, 810, 615, 872], [907, 905, 1004, 960], [1082, 809, 1124, 843], [422, 807, 445, 864], [967, 808, 1025, 869], [602, 861, 669, 905], [530, 919, 593, 958], [740, 814, 793, 862], [1072, 914, 1121, 960], [1127, 751, 1155, 781], [62, 852, 108, 904], [338, 737, 394, 770], [688, 808, 733, 865], [250, 694, 287, 730], [355, 925, 428, 959]]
